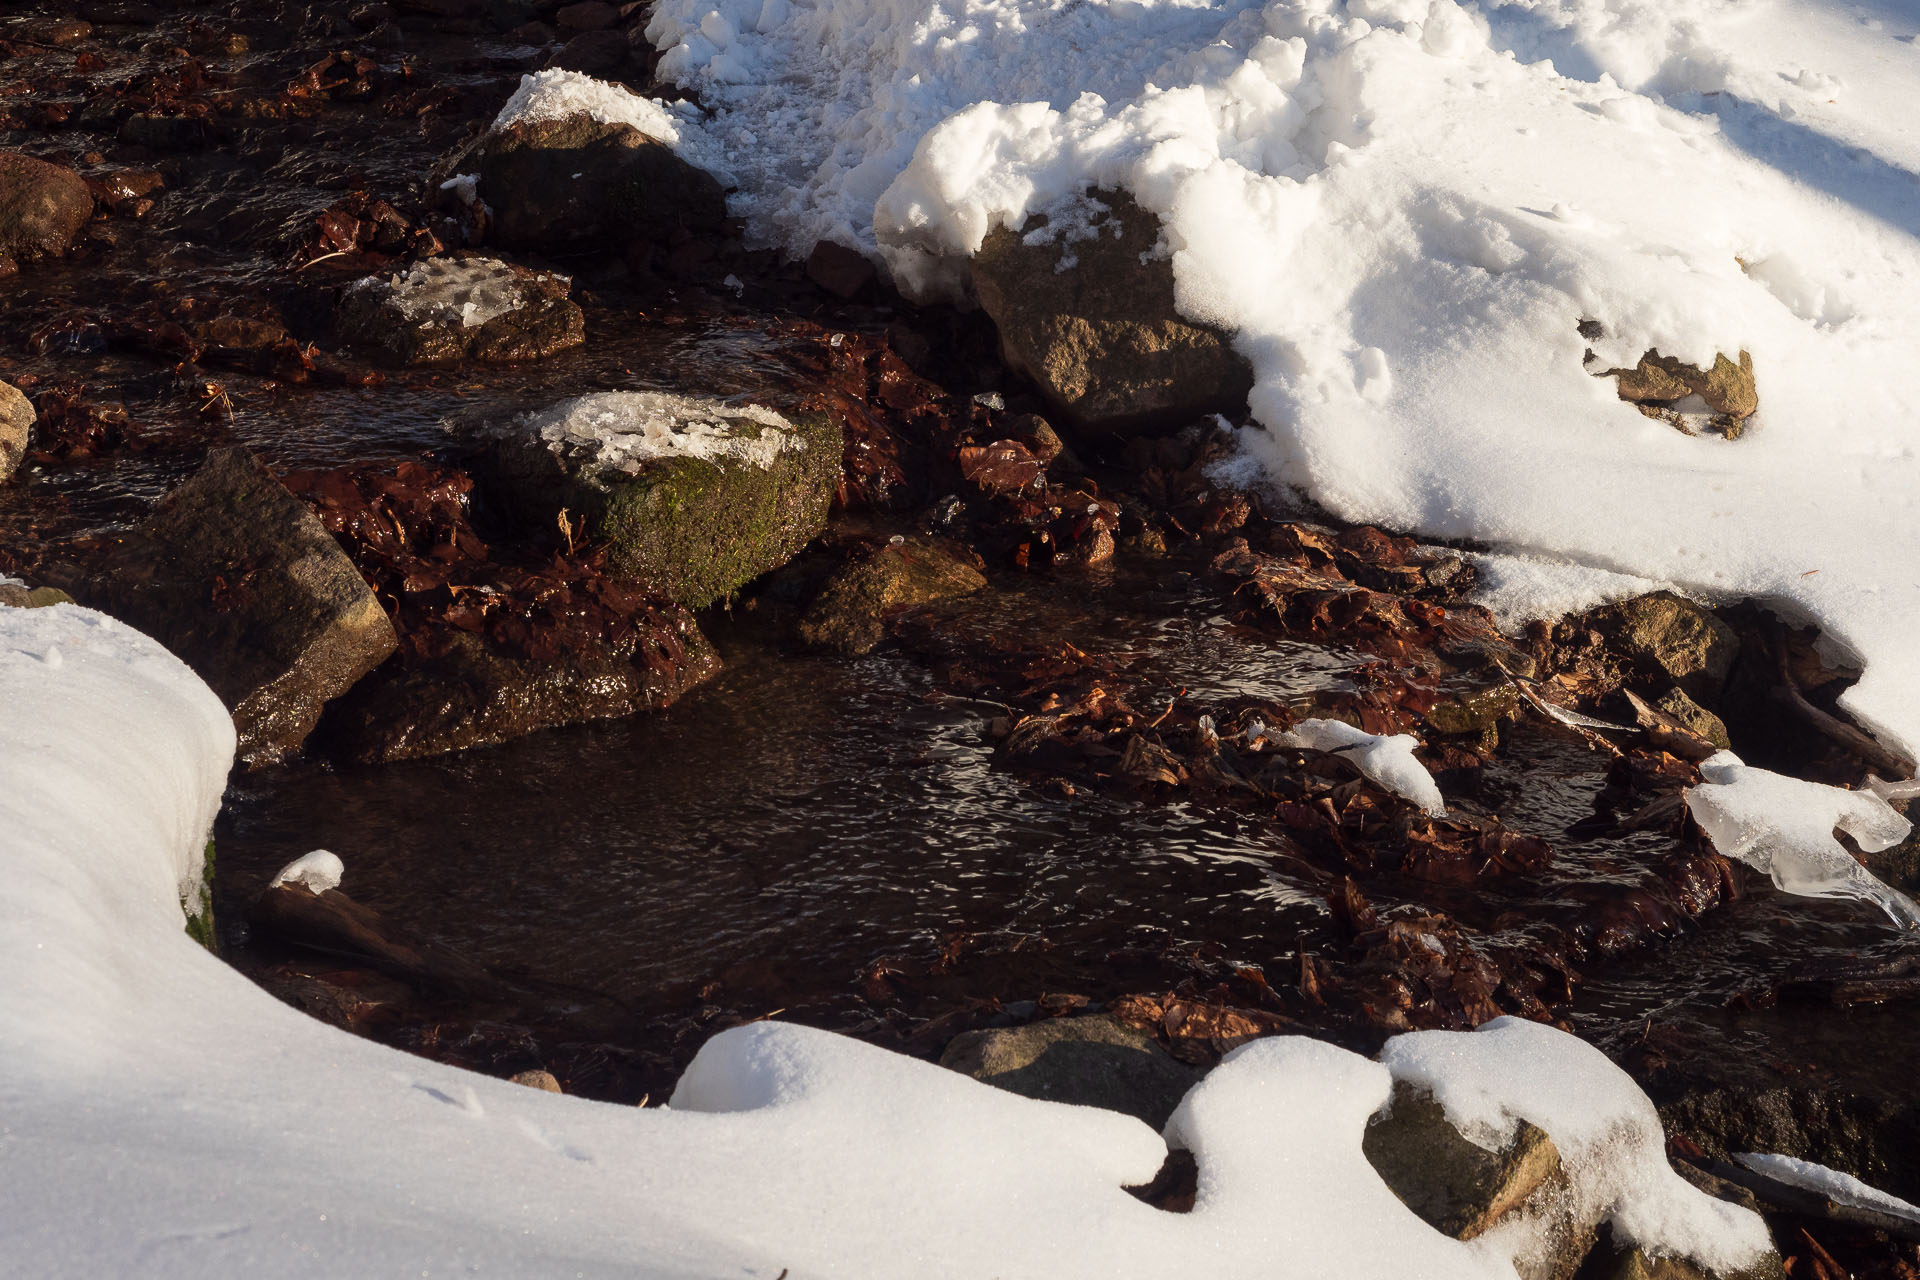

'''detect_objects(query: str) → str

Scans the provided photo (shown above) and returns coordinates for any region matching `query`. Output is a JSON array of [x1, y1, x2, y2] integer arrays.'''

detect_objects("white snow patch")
[[269, 849, 345, 895], [1275, 716, 1447, 814], [1470, 553, 1679, 629], [1685, 750, 1920, 927], [490, 68, 725, 174], [638, 0, 1920, 760], [517, 390, 802, 475], [1734, 1152, 1920, 1222]]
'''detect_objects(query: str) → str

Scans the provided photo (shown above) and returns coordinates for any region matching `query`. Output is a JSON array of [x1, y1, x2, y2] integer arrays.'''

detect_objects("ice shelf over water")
[[1, 601, 1773, 1275], [516, 390, 801, 475], [635, 0, 1920, 759]]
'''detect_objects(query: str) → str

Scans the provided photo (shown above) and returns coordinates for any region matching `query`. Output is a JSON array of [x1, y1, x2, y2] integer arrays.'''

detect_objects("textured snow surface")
[[1685, 750, 1920, 926], [1469, 554, 1678, 630], [1, 604, 1768, 1277], [1735, 1152, 1920, 1222], [518, 390, 801, 474], [637, 0, 1920, 758], [1275, 716, 1446, 814]]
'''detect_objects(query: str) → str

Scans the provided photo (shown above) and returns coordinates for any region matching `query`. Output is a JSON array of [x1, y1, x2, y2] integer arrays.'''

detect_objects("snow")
[[1735, 1151, 1920, 1223], [633, 0, 1920, 760], [1, 601, 1771, 1277], [1470, 553, 1679, 630], [269, 849, 345, 895], [1276, 716, 1447, 814], [491, 68, 725, 173], [1685, 750, 1920, 927], [515, 390, 803, 475], [1382, 1017, 1775, 1275], [350, 257, 561, 330]]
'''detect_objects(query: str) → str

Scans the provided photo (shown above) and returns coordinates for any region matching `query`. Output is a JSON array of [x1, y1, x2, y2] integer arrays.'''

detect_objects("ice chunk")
[[269, 849, 344, 895], [1685, 751, 1920, 927], [1275, 717, 1446, 815], [511, 391, 800, 474], [349, 257, 551, 330], [1734, 1152, 1920, 1223]]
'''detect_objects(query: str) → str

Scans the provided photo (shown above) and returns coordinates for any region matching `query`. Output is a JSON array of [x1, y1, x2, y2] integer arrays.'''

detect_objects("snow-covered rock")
[[337, 256, 585, 366]]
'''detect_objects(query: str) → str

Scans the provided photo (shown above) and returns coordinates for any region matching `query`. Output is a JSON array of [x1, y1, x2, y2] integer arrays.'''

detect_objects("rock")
[[0, 378, 33, 481], [1654, 687, 1731, 751], [546, 28, 633, 76], [969, 189, 1253, 435], [250, 882, 492, 996], [1609, 350, 1758, 419], [1661, 1085, 1920, 1206], [1426, 685, 1522, 737], [798, 539, 986, 655], [0, 152, 93, 263], [939, 1013, 1200, 1129], [1592, 593, 1738, 699], [554, 0, 617, 30], [510, 1069, 564, 1092], [806, 238, 875, 299], [9, 17, 92, 44], [478, 391, 842, 608], [1584, 1227, 1786, 1280], [336, 256, 585, 366], [469, 105, 727, 253], [0, 583, 73, 608], [87, 447, 398, 767], [118, 113, 209, 151], [322, 623, 720, 763], [1364, 1081, 1564, 1241]]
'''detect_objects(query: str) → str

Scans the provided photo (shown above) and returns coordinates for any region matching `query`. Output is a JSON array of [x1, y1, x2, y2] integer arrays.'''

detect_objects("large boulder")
[[479, 391, 842, 608], [798, 539, 986, 655], [0, 378, 33, 481], [88, 447, 398, 767], [463, 74, 727, 253], [0, 152, 92, 264], [939, 1013, 1200, 1130], [336, 256, 585, 365], [969, 189, 1254, 435]]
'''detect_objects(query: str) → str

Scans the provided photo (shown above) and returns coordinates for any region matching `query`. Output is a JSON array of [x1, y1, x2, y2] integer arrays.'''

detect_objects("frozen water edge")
[[0, 603, 1773, 1276]]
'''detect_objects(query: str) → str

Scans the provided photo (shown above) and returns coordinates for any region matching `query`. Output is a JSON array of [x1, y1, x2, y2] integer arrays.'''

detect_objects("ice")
[[350, 257, 557, 329], [1734, 1152, 1920, 1223], [1274, 717, 1446, 814], [1685, 750, 1920, 927], [2, 600, 1772, 1276], [1382, 1017, 1774, 1275], [269, 849, 345, 895], [513, 390, 801, 474], [633, 0, 1920, 762]]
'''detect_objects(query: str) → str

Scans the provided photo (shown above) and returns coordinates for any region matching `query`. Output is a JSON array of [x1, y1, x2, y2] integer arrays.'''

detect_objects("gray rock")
[[0, 378, 33, 481], [478, 391, 841, 608], [969, 189, 1253, 435], [798, 539, 986, 655], [87, 447, 398, 767], [0, 152, 93, 263], [336, 256, 585, 366], [468, 109, 727, 254], [1364, 1081, 1564, 1241], [939, 1013, 1200, 1130]]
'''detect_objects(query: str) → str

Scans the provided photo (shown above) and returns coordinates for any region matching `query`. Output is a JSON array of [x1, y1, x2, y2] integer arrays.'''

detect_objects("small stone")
[[798, 539, 986, 655], [510, 1069, 564, 1092], [805, 239, 875, 299], [1609, 350, 1758, 419], [336, 256, 585, 366], [0, 378, 34, 481], [1425, 685, 1522, 737], [0, 152, 94, 262], [1654, 687, 1732, 750], [940, 1013, 1201, 1130], [1363, 1081, 1564, 1241]]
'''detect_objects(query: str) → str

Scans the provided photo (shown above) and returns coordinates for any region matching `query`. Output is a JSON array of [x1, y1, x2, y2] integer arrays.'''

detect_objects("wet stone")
[[969, 189, 1254, 436], [0, 152, 93, 263], [939, 1013, 1201, 1130], [87, 447, 398, 768], [0, 378, 33, 481], [1592, 593, 1739, 699], [1654, 688, 1731, 751], [805, 239, 876, 299], [1363, 1080, 1564, 1241], [336, 256, 585, 366], [798, 539, 987, 656]]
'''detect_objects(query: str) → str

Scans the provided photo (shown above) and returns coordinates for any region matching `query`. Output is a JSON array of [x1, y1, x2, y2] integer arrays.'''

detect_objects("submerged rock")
[[969, 189, 1253, 435], [336, 256, 584, 365], [0, 378, 33, 481], [939, 1013, 1200, 1130], [251, 880, 492, 996], [88, 447, 397, 767], [798, 539, 986, 655], [0, 152, 92, 264], [479, 391, 841, 608], [323, 623, 721, 764]]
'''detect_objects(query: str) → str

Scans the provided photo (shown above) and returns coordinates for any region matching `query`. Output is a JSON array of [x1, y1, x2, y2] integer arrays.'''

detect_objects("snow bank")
[[2, 604, 1765, 1276], [516, 390, 803, 474], [1276, 716, 1447, 814], [639, 0, 1920, 758], [1685, 750, 1920, 927]]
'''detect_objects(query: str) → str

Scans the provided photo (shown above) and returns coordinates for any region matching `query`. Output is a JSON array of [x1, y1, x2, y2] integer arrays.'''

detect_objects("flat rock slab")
[[0, 378, 33, 480], [89, 447, 397, 767], [480, 391, 842, 608], [0, 151, 92, 262], [970, 189, 1253, 436], [337, 256, 585, 365], [939, 1012, 1200, 1130], [799, 539, 986, 655]]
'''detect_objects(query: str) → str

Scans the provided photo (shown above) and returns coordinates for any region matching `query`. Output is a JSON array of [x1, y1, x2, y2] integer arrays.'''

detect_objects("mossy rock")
[[798, 539, 986, 655], [182, 838, 216, 953]]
